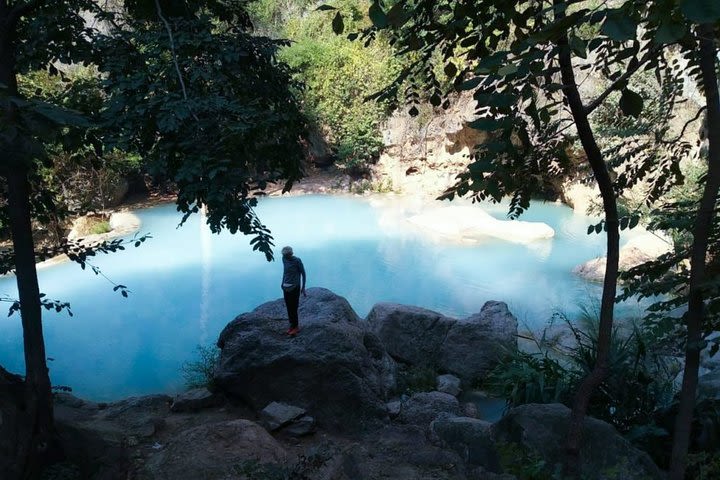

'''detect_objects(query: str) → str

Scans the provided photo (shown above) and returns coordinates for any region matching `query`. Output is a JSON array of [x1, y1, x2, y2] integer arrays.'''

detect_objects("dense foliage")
[[251, 0, 401, 174]]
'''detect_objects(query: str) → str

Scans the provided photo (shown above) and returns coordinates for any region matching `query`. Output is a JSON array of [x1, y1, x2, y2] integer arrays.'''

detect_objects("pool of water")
[[0, 195, 648, 401]]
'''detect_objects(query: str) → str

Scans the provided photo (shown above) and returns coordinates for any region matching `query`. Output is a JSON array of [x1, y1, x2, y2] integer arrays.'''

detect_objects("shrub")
[[267, 0, 401, 174], [394, 364, 438, 396], [89, 220, 111, 235], [181, 344, 220, 390], [486, 308, 680, 446]]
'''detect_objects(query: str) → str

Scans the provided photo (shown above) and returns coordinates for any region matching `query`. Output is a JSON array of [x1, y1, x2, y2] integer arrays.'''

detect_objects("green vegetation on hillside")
[[251, 0, 401, 175]]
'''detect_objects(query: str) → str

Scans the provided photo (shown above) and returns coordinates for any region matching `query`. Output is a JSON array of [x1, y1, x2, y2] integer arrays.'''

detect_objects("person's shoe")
[[285, 327, 294, 335], [288, 327, 300, 336]]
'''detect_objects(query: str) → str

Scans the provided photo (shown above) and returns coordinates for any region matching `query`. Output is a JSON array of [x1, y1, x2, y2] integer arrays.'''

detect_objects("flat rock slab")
[[261, 402, 307, 431], [170, 388, 223, 413]]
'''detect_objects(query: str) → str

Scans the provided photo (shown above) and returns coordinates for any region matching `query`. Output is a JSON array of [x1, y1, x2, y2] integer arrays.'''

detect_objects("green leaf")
[[569, 35, 587, 59], [430, 93, 441, 107], [369, 2, 388, 28], [619, 88, 644, 117], [444, 62, 457, 78], [629, 215, 640, 229], [387, 3, 410, 28], [681, 0, 720, 23], [595, 223, 603, 234], [601, 11, 637, 41], [654, 21, 687, 44], [467, 117, 511, 131], [332, 12, 344, 35], [498, 64, 518, 76], [587, 225, 594, 235], [315, 4, 336, 11], [620, 216, 629, 230]]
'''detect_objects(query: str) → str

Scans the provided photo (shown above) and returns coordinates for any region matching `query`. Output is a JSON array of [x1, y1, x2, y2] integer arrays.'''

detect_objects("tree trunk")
[[555, 5, 620, 476], [5, 168, 57, 479], [0, 9, 57, 478], [668, 23, 720, 480]]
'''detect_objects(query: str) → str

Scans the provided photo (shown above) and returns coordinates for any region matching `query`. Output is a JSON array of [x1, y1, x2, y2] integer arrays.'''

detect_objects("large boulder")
[[366, 301, 517, 384], [215, 288, 397, 428], [144, 419, 288, 479], [397, 392, 461, 426], [430, 416, 500, 472], [407, 206, 554, 244], [494, 403, 663, 480]]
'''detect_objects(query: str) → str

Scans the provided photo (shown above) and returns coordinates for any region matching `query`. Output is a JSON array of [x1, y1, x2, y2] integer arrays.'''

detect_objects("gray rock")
[[144, 419, 288, 479], [398, 392, 461, 426], [96, 394, 171, 438], [215, 288, 397, 428], [699, 370, 720, 400], [438, 302, 518, 383], [494, 403, 663, 480], [462, 402, 479, 418], [261, 402, 306, 431], [170, 388, 223, 413], [366, 303, 453, 366], [367, 301, 518, 384], [54, 392, 99, 411], [284, 415, 316, 437], [387, 401, 402, 417], [430, 416, 500, 471], [437, 374, 462, 396]]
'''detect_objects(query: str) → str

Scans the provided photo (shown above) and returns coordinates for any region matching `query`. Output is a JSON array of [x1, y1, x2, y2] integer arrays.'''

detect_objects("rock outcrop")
[[374, 92, 487, 197], [366, 301, 518, 384], [144, 419, 288, 479], [494, 403, 663, 480], [214, 288, 397, 428], [408, 205, 554, 244], [574, 230, 673, 282]]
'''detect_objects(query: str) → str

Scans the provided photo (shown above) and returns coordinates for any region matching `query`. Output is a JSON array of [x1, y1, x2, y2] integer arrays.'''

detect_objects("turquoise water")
[[0, 195, 647, 401]]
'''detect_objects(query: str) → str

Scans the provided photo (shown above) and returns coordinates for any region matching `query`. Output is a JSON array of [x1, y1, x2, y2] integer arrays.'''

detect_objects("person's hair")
[[281, 246, 293, 256]]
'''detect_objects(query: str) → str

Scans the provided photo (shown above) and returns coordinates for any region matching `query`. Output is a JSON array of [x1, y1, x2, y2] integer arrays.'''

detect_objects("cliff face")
[[372, 93, 487, 197]]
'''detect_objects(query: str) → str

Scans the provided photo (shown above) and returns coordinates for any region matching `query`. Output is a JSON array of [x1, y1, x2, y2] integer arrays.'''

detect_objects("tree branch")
[[584, 45, 662, 116], [662, 106, 707, 145], [6, 0, 39, 28], [153, 0, 199, 122]]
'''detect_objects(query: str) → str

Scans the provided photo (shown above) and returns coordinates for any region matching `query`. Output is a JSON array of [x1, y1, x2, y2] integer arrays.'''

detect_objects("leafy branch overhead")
[[94, 2, 307, 260], [323, 0, 710, 218]]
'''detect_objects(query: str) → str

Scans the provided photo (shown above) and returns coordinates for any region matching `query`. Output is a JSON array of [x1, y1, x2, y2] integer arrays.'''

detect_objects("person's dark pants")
[[283, 287, 301, 328]]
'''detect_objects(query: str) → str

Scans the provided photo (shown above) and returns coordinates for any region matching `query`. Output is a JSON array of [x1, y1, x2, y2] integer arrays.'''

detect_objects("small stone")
[[260, 402, 306, 431], [386, 401, 402, 417], [284, 415, 316, 437], [436, 374, 462, 396]]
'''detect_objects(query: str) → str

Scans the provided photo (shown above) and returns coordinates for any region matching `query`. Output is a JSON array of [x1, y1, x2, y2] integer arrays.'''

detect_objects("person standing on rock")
[[281, 246, 306, 336]]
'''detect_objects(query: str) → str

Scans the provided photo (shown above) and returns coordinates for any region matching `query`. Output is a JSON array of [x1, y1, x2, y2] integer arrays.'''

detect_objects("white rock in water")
[[407, 205, 554, 244]]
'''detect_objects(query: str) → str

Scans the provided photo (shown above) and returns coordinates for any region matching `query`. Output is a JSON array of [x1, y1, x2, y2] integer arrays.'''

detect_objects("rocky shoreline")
[[33, 288, 664, 480]]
